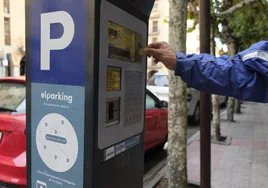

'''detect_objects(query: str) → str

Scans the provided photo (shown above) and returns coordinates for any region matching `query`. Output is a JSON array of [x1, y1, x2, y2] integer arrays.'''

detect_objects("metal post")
[[199, 0, 211, 186]]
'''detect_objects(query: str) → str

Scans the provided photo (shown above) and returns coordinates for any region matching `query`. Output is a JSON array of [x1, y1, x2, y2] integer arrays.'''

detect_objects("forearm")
[[174, 52, 268, 103]]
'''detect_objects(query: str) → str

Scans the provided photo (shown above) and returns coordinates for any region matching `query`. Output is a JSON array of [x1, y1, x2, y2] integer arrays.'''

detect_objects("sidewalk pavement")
[[157, 102, 268, 188]]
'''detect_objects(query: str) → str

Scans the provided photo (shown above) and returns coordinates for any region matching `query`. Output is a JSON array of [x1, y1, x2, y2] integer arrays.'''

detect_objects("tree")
[[226, 0, 268, 114], [212, 95, 221, 140], [234, 99, 241, 113], [167, 0, 188, 187], [188, 0, 268, 46], [224, 0, 268, 50], [227, 97, 235, 121], [219, 0, 239, 121], [187, 0, 268, 120], [211, 19, 222, 141], [217, 0, 268, 117]]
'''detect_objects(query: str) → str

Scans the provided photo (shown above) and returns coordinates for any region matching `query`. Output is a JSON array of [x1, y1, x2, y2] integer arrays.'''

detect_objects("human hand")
[[144, 42, 176, 71]]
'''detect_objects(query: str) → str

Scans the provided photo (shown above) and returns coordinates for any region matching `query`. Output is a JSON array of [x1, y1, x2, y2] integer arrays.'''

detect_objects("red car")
[[144, 89, 168, 151], [0, 77, 167, 187], [0, 76, 26, 187]]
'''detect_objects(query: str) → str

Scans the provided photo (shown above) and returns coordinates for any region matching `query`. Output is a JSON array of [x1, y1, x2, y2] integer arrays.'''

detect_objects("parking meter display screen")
[[107, 66, 121, 91], [108, 21, 136, 62]]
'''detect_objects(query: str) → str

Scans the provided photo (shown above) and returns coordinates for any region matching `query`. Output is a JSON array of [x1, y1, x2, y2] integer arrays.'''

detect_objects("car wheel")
[[190, 103, 200, 125]]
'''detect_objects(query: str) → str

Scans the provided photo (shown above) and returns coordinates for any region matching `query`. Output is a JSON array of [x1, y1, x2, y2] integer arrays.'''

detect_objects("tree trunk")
[[212, 95, 221, 141], [226, 42, 236, 121], [228, 42, 236, 56], [211, 17, 221, 141], [227, 97, 235, 121], [167, 0, 188, 187], [234, 99, 241, 113]]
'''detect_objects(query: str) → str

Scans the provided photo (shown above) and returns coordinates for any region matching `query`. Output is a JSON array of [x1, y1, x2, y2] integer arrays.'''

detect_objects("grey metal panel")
[[98, 0, 147, 149]]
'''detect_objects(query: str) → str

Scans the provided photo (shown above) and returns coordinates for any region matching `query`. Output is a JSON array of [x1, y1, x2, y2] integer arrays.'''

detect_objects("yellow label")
[[107, 67, 121, 91], [108, 21, 136, 62], [138, 48, 145, 56]]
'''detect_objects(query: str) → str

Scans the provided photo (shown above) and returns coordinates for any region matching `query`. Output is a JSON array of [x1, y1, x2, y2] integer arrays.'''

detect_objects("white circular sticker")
[[36, 113, 78, 172]]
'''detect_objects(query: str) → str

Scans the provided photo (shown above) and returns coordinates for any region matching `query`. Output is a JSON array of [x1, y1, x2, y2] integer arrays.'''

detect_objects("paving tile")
[[186, 103, 268, 188], [158, 103, 268, 188]]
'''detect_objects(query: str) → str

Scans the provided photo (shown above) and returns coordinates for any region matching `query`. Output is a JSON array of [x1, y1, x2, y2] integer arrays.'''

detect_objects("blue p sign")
[[29, 1, 87, 186], [40, 11, 75, 71]]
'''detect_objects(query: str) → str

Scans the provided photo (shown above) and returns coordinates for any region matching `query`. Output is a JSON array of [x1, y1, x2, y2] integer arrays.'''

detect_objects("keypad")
[[124, 71, 143, 126]]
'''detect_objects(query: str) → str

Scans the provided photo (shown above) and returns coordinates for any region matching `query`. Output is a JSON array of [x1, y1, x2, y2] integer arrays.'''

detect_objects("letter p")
[[41, 11, 75, 70]]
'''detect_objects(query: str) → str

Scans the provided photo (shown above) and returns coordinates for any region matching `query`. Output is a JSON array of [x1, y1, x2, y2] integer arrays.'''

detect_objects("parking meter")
[[26, 0, 155, 187]]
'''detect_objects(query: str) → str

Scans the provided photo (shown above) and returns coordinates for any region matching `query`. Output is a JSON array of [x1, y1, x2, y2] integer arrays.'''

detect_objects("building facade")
[[147, 0, 200, 79], [0, 0, 25, 78]]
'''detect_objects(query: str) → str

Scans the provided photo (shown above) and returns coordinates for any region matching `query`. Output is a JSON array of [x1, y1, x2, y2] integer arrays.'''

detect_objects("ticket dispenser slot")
[[106, 98, 120, 126]]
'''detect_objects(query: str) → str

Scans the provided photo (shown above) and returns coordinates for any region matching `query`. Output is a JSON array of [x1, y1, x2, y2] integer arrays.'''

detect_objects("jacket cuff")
[[174, 52, 185, 77]]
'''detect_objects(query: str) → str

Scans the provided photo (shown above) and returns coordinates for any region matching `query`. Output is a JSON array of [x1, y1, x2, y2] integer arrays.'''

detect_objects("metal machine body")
[[26, 0, 154, 187]]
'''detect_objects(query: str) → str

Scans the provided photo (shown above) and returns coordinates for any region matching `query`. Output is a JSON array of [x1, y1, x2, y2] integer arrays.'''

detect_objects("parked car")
[[147, 72, 228, 124], [0, 76, 167, 187], [144, 89, 168, 151], [0, 76, 26, 187]]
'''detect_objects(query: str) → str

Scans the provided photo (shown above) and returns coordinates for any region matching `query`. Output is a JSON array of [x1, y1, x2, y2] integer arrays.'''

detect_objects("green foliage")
[[186, 9, 199, 32], [228, 0, 268, 50], [165, 0, 268, 50], [163, 18, 169, 24], [187, 19, 198, 32], [188, 0, 268, 50]]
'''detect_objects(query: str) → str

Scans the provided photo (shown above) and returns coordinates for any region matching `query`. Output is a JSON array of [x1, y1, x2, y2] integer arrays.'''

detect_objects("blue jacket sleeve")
[[175, 41, 268, 103]]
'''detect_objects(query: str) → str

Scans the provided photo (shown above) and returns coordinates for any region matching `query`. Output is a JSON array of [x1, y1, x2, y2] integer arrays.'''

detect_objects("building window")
[[152, 38, 158, 43], [152, 21, 158, 33], [4, 0, 10, 14], [4, 18, 11, 45]]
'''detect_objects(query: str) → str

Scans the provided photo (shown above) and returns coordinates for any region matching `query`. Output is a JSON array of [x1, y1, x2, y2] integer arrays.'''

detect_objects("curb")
[[143, 159, 167, 188]]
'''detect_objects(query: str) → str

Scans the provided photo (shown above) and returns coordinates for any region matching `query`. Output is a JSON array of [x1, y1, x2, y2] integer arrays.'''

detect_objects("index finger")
[[143, 48, 162, 59], [147, 42, 159, 49], [146, 42, 163, 49], [146, 42, 167, 49]]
